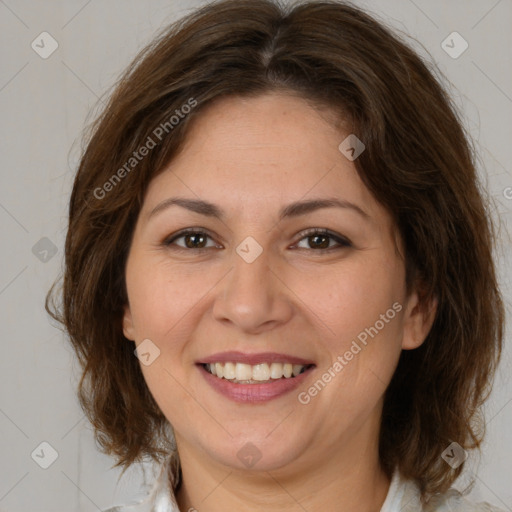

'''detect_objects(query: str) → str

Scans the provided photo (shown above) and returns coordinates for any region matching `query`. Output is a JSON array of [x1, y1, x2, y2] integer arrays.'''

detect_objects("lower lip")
[[198, 364, 315, 403]]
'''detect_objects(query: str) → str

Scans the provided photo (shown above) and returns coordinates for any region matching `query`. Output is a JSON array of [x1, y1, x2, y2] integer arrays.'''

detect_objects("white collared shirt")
[[102, 455, 506, 512]]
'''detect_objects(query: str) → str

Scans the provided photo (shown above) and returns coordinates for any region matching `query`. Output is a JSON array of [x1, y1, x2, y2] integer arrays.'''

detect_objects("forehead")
[[142, 93, 382, 222]]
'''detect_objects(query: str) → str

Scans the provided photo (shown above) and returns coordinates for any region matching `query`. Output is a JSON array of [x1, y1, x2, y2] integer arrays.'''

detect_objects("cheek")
[[290, 255, 404, 344], [294, 255, 405, 404], [126, 257, 210, 339]]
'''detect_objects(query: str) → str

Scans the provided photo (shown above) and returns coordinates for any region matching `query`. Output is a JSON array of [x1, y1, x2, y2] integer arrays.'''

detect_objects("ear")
[[401, 290, 438, 350], [122, 304, 136, 341]]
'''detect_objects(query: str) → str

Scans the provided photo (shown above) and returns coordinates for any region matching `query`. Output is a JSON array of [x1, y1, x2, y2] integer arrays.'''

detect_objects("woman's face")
[[123, 92, 431, 474]]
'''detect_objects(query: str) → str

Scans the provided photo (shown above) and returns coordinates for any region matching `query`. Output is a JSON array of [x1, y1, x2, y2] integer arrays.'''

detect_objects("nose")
[[212, 244, 294, 334]]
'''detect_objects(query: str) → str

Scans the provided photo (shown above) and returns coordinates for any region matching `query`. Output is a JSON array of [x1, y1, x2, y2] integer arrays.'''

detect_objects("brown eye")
[[164, 228, 351, 253], [183, 232, 208, 248], [295, 229, 352, 251], [164, 229, 218, 250], [307, 233, 331, 249]]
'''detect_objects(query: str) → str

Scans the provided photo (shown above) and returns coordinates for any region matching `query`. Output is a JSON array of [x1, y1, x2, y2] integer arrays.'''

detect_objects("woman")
[[46, 0, 506, 510]]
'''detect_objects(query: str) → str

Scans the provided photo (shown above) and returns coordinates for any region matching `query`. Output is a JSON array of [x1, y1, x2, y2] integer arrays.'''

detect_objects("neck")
[[174, 422, 391, 512]]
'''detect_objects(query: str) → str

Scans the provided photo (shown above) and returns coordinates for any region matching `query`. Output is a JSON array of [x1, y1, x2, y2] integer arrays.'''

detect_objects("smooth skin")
[[122, 92, 437, 512]]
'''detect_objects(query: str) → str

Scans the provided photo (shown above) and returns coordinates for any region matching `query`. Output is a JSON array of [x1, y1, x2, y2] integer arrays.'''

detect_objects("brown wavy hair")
[[46, 0, 504, 499]]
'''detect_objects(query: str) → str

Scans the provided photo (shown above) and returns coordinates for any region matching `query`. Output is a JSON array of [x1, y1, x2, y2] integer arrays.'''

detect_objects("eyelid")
[[292, 228, 352, 250], [163, 227, 352, 252], [163, 227, 222, 249]]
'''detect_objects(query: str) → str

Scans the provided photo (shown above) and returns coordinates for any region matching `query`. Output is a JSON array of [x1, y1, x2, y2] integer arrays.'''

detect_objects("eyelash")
[[163, 227, 352, 253]]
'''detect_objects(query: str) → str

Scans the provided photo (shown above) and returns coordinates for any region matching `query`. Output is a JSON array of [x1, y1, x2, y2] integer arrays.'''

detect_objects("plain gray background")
[[0, 0, 511, 511]]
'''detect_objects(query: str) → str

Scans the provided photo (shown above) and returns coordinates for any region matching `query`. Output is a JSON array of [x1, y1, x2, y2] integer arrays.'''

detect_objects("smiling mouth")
[[202, 361, 315, 384]]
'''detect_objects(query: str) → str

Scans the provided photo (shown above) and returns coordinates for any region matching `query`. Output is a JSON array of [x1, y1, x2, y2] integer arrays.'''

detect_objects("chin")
[[199, 431, 307, 472]]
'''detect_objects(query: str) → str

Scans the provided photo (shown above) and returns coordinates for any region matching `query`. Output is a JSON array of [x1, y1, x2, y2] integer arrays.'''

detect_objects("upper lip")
[[198, 351, 315, 366]]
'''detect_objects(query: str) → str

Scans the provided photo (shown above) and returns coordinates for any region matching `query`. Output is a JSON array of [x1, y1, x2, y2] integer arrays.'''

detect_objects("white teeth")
[[223, 362, 236, 380], [252, 363, 270, 381], [235, 363, 252, 381], [292, 364, 304, 377], [206, 361, 308, 381], [270, 362, 283, 379]]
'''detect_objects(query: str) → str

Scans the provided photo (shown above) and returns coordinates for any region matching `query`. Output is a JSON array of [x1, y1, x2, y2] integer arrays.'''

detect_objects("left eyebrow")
[[147, 197, 370, 222], [278, 198, 370, 221]]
